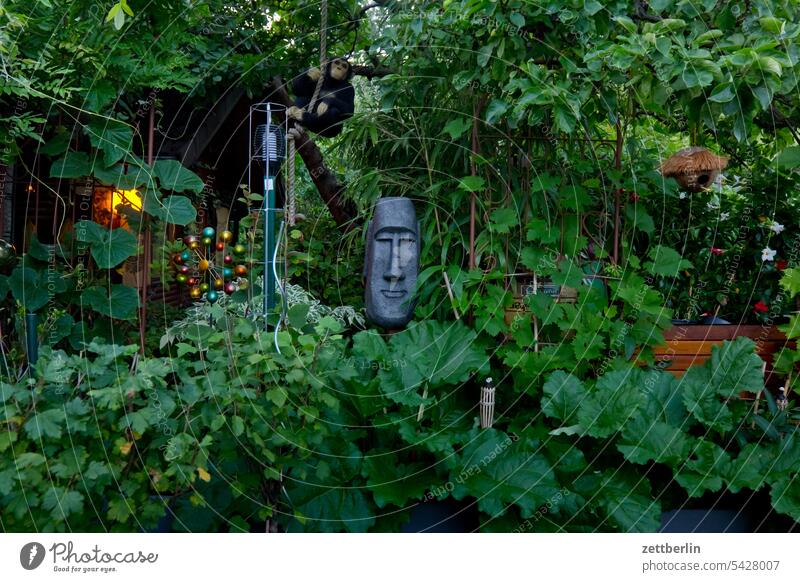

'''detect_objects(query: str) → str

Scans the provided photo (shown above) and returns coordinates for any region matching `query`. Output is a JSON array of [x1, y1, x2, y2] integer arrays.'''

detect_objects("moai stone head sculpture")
[[364, 197, 419, 329]]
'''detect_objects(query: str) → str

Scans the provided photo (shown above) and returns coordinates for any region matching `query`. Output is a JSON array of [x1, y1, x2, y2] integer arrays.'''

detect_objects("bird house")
[[660, 147, 729, 192]]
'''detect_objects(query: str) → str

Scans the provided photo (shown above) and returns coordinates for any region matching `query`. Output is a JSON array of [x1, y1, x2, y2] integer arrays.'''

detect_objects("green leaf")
[[485, 99, 508, 125], [618, 415, 691, 465], [708, 337, 764, 396], [288, 304, 310, 328], [7, 266, 66, 312], [625, 204, 655, 234], [577, 370, 646, 438], [646, 245, 693, 277], [76, 223, 137, 269], [640, 370, 687, 426], [49, 152, 91, 179], [442, 118, 471, 139], [24, 409, 65, 439], [488, 207, 519, 234], [42, 487, 84, 519], [451, 430, 561, 518], [776, 146, 800, 170], [595, 470, 661, 532], [583, 0, 603, 15], [542, 371, 586, 423], [152, 160, 204, 193], [286, 485, 375, 532], [160, 196, 197, 226], [508, 12, 525, 28], [675, 440, 731, 497], [708, 83, 735, 103], [457, 175, 485, 192], [81, 285, 140, 320], [681, 366, 733, 433], [363, 454, 433, 508], [84, 121, 133, 166], [40, 130, 72, 156], [770, 476, 800, 521]]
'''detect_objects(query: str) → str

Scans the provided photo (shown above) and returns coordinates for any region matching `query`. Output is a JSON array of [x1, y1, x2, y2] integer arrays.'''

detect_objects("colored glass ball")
[[176, 274, 188, 284], [199, 259, 210, 271], [189, 240, 200, 250], [224, 282, 236, 295], [220, 230, 234, 242], [223, 267, 234, 278], [189, 287, 202, 299], [233, 244, 246, 256], [216, 241, 225, 251], [223, 255, 233, 264], [180, 250, 191, 262], [174, 252, 184, 264], [187, 277, 198, 286], [214, 278, 224, 289], [200, 283, 210, 292], [183, 235, 198, 246], [202, 226, 215, 238], [179, 265, 190, 275], [202, 236, 213, 246], [207, 290, 219, 303], [234, 265, 247, 277]]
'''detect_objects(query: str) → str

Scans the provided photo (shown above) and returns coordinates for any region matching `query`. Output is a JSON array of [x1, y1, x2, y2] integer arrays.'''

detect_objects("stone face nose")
[[384, 238, 405, 282]]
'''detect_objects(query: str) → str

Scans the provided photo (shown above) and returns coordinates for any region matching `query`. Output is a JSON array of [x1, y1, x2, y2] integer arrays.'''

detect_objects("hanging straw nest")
[[660, 147, 729, 192]]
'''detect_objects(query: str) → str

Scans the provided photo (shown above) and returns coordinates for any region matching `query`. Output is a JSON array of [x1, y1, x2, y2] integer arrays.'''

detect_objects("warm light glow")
[[92, 188, 142, 229], [112, 189, 142, 212]]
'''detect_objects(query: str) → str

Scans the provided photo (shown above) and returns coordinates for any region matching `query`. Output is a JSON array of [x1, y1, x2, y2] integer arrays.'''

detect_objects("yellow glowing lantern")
[[92, 188, 143, 229]]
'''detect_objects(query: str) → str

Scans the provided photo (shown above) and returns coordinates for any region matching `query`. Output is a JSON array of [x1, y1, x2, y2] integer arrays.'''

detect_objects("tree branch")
[[267, 77, 357, 231], [351, 65, 393, 79]]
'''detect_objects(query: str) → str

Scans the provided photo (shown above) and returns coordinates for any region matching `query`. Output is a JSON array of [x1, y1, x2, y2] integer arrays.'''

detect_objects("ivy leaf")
[[646, 245, 693, 277], [81, 285, 140, 320], [152, 160, 204, 193]]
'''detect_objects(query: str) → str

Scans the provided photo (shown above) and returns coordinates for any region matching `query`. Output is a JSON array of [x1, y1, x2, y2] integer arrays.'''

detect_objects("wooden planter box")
[[652, 324, 791, 386]]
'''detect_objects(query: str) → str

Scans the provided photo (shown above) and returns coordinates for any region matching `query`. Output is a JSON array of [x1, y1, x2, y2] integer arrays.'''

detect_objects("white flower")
[[679, 192, 687, 200], [762, 247, 777, 262], [770, 221, 785, 234], [719, 212, 730, 220]]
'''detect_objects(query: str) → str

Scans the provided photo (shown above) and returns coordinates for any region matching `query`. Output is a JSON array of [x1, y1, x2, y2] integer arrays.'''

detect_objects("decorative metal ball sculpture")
[[172, 228, 249, 303]]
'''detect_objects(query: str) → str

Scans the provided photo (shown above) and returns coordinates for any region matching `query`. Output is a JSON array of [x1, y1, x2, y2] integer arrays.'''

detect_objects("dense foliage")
[[1, 0, 799, 532]]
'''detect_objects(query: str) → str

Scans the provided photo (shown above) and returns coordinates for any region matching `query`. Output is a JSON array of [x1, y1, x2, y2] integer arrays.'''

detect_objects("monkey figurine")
[[287, 57, 355, 138]]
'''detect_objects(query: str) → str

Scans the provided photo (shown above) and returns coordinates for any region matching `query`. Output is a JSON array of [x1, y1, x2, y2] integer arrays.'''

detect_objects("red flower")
[[629, 192, 640, 202], [753, 301, 769, 314], [776, 259, 788, 271], [710, 247, 725, 256]]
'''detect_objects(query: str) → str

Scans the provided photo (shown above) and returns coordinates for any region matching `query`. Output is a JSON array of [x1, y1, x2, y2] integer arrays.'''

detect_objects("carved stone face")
[[329, 59, 350, 81], [364, 197, 419, 329]]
